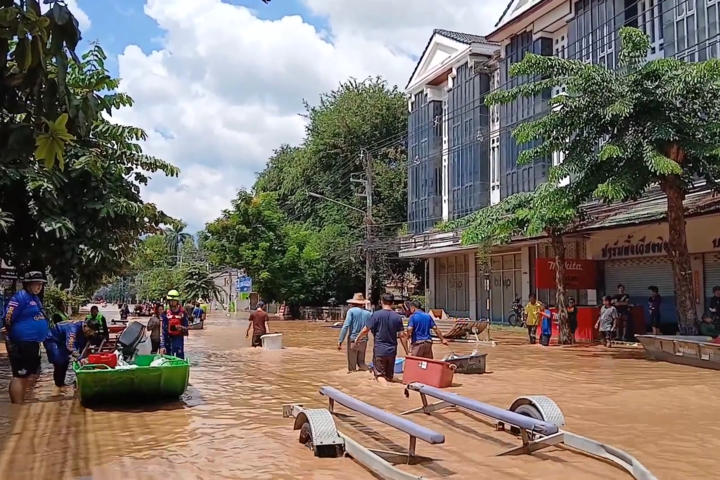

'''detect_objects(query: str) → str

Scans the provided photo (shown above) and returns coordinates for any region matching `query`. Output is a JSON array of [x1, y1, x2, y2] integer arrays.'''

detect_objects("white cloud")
[[115, 0, 508, 232]]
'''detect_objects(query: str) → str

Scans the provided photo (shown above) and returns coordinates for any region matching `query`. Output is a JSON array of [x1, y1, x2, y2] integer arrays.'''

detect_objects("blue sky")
[[78, 0, 328, 76]]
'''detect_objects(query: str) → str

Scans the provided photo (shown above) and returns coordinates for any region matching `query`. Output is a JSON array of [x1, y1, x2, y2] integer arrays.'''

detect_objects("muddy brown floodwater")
[[1, 312, 718, 479]]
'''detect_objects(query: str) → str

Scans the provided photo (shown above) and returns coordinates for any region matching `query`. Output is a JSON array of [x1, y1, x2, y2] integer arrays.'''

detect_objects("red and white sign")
[[535, 258, 599, 290]]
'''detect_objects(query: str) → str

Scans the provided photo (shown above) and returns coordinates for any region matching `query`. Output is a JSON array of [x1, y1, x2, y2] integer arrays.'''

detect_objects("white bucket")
[[261, 333, 283, 350]]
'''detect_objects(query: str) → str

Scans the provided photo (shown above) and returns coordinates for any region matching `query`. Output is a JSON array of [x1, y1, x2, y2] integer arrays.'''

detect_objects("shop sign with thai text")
[[600, 235, 668, 259]]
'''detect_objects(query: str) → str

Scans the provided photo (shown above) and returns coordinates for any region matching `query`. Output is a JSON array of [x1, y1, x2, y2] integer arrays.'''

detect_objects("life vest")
[[166, 309, 185, 336], [85, 314, 104, 332]]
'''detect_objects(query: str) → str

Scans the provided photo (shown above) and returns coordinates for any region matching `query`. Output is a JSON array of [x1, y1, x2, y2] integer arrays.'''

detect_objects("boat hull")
[[636, 335, 720, 370], [188, 320, 204, 330], [74, 354, 190, 405]]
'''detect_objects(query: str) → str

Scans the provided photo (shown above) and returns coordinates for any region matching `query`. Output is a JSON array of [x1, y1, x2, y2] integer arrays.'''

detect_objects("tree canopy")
[[0, 2, 179, 291], [202, 78, 422, 305]]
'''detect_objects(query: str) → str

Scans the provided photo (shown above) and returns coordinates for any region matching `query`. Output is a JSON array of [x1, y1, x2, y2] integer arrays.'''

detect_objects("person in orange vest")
[[158, 290, 188, 359]]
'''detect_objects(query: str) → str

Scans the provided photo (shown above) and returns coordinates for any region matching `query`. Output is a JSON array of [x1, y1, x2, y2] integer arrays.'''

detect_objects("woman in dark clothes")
[[567, 297, 578, 343]]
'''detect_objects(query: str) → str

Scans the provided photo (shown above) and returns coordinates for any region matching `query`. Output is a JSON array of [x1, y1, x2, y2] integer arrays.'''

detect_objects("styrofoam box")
[[261, 333, 283, 350]]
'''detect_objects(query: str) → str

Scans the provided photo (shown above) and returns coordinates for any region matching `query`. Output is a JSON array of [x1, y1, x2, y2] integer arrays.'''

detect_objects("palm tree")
[[180, 263, 222, 304], [164, 220, 192, 265]]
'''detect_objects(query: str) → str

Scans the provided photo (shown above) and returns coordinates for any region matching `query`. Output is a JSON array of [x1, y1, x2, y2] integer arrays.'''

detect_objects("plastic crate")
[[402, 356, 455, 388]]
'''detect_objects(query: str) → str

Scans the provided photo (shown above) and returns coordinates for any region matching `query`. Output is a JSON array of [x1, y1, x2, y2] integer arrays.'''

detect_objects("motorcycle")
[[507, 297, 524, 327]]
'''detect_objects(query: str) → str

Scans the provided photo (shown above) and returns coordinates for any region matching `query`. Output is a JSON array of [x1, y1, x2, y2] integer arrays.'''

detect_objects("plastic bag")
[[150, 356, 168, 367]]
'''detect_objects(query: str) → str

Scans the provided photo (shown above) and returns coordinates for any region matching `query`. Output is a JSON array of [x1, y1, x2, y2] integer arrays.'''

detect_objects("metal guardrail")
[[402, 383, 657, 480]]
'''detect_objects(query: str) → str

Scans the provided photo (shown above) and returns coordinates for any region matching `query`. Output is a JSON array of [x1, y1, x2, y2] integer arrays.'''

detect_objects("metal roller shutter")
[[703, 254, 720, 303], [604, 257, 676, 324]]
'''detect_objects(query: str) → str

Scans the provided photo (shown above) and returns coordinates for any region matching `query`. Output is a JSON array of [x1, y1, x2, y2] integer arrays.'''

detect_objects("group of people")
[[520, 282, 720, 347], [337, 293, 447, 385], [1, 277, 202, 404], [1, 272, 107, 403]]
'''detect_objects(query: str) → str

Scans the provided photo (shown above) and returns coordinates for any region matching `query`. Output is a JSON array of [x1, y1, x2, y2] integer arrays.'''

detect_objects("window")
[[490, 137, 500, 188], [707, 0, 719, 59], [639, 0, 664, 59], [673, 0, 699, 61], [553, 28, 568, 97]]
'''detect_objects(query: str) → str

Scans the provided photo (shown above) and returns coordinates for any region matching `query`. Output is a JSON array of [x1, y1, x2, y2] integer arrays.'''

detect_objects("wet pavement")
[[0, 309, 718, 479]]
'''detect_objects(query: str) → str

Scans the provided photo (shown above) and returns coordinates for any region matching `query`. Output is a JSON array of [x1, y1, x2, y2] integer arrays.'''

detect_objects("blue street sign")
[[236, 276, 252, 293]]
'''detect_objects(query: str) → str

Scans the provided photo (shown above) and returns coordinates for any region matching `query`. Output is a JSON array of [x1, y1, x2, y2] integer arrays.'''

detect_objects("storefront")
[[434, 253, 470, 317], [479, 252, 523, 323], [603, 256, 676, 324], [587, 214, 720, 325]]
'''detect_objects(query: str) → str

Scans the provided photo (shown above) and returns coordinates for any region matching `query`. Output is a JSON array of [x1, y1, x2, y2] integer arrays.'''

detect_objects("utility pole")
[[353, 149, 372, 304]]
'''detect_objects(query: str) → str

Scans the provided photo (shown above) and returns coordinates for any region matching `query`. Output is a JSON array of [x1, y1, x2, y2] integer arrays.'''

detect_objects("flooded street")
[[1, 310, 718, 479]]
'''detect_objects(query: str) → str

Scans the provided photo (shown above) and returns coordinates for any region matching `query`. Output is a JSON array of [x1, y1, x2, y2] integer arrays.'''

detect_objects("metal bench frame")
[[320, 386, 444, 463], [402, 382, 657, 480]]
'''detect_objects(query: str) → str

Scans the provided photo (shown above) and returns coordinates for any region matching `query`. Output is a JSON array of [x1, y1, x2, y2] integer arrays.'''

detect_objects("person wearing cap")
[[1, 271, 49, 403], [337, 293, 372, 372], [159, 289, 189, 359], [246, 301, 269, 347], [44, 319, 101, 387]]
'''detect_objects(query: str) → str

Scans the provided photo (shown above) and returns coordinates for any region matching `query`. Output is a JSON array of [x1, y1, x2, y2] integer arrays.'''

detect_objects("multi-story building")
[[400, 1, 720, 324]]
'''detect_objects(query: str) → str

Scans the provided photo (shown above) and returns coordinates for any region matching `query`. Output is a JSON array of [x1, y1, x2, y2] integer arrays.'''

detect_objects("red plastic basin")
[[402, 355, 455, 388]]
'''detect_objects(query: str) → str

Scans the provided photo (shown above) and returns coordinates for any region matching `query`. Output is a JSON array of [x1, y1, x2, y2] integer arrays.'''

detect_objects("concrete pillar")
[[521, 246, 531, 300], [469, 251, 477, 319], [691, 253, 704, 317], [427, 257, 436, 309]]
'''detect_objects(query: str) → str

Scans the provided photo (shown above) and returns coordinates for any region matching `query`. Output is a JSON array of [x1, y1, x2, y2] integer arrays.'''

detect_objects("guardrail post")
[[328, 398, 335, 413]]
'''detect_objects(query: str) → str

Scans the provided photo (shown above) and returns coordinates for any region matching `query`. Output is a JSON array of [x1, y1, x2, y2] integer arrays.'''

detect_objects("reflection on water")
[[1, 312, 718, 479]]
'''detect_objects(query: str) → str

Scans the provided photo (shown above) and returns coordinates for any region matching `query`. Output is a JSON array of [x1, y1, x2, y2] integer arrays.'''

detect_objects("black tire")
[[299, 422, 313, 448], [515, 404, 543, 420], [507, 313, 517, 326], [510, 403, 544, 437]]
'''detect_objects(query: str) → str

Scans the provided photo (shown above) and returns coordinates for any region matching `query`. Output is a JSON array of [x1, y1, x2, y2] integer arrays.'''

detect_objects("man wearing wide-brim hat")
[[338, 293, 371, 372]]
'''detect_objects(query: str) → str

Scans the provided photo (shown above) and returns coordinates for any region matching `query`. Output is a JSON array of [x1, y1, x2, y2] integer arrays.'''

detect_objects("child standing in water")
[[595, 295, 618, 347], [540, 305, 554, 346]]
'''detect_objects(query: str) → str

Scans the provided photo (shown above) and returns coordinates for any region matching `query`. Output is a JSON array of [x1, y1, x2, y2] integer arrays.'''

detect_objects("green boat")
[[74, 354, 190, 406]]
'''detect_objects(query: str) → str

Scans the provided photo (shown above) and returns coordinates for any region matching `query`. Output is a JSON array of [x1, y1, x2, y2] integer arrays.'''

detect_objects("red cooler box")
[[87, 353, 117, 368], [402, 356, 455, 388]]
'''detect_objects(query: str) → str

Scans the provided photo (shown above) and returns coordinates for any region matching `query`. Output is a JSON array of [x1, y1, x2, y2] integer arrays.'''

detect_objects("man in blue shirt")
[[2, 271, 48, 403], [337, 293, 372, 372], [406, 300, 448, 359], [44, 319, 101, 387], [356, 293, 408, 385], [192, 302, 205, 325]]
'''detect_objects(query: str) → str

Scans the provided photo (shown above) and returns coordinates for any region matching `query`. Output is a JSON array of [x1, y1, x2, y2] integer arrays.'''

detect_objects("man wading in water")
[[355, 293, 408, 386], [406, 300, 447, 358], [337, 293, 371, 372], [246, 301, 269, 347]]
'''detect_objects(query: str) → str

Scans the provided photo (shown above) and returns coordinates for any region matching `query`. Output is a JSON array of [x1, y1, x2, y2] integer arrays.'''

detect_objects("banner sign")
[[535, 258, 599, 290]]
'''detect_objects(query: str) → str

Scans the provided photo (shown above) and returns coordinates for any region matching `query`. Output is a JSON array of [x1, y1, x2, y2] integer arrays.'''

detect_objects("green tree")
[[0, 44, 178, 288], [0, 0, 87, 186], [252, 77, 414, 301], [444, 185, 580, 344], [164, 220, 192, 265], [179, 263, 221, 303], [486, 27, 720, 333], [134, 267, 182, 302]]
